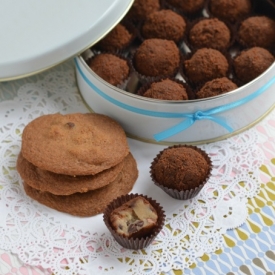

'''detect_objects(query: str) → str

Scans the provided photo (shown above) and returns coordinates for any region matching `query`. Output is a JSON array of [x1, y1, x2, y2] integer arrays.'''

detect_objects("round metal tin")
[[75, 54, 275, 144], [0, 0, 133, 81]]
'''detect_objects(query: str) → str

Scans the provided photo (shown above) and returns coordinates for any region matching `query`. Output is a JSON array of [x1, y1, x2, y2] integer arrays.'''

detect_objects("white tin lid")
[[0, 0, 133, 81]]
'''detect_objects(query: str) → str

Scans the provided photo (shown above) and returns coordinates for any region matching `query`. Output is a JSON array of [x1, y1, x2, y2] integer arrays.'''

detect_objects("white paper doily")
[[0, 64, 263, 275]]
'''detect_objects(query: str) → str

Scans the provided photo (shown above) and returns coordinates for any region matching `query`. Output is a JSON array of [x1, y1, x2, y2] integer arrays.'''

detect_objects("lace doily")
[[0, 66, 264, 275]]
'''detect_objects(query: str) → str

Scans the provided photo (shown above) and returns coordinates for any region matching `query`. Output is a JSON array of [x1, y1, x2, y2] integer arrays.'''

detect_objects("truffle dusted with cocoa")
[[233, 47, 274, 83], [133, 38, 180, 78], [183, 48, 229, 84]]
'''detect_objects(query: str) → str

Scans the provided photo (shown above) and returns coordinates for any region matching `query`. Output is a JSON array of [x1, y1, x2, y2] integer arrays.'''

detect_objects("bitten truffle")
[[109, 196, 158, 239], [188, 18, 231, 51], [196, 77, 238, 99], [89, 53, 130, 86], [133, 38, 180, 77], [151, 146, 209, 191], [209, 0, 251, 23], [95, 23, 133, 52], [238, 16, 275, 49], [142, 79, 188, 100], [166, 0, 204, 14], [141, 9, 186, 43], [126, 0, 160, 21], [233, 47, 274, 83], [184, 48, 229, 84]]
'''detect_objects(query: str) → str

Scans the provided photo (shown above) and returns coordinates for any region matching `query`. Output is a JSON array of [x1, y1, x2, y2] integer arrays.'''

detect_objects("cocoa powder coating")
[[134, 38, 180, 77], [126, 0, 160, 21], [238, 16, 275, 49], [95, 24, 132, 52], [141, 9, 186, 43], [90, 53, 129, 86], [196, 77, 238, 99], [143, 79, 188, 100], [184, 48, 229, 84], [209, 0, 251, 23], [189, 18, 231, 51], [152, 147, 209, 191], [234, 47, 274, 83], [166, 0, 204, 14]]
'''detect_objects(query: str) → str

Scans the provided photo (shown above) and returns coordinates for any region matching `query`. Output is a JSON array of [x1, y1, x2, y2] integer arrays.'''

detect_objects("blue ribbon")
[[75, 58, 275, 141]]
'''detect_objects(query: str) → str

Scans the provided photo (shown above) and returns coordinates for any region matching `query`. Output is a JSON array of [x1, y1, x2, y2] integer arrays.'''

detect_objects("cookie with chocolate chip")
[[21, 113, 129, 176], [16, 151, 124, 195], [23, 153, 138, 217]]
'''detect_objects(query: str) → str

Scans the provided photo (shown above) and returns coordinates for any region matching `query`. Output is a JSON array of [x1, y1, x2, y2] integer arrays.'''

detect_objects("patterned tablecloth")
[[0, 59, 274, 275]]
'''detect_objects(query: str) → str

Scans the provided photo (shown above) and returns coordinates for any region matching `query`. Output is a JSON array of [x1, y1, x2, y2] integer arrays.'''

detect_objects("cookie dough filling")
[[110, 196, 158, 238]]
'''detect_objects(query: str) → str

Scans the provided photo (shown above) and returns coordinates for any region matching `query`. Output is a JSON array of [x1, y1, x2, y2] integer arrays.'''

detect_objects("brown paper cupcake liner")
[[150, 145, 213, 200], [136, 76, 195, 100], [103, 193, 166, 250], [86, 52, 133, 90]]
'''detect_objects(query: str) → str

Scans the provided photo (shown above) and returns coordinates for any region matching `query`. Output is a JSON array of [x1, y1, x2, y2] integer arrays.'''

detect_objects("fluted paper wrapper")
[[150, 145, 212, 200], [103, 193, 165, 250]]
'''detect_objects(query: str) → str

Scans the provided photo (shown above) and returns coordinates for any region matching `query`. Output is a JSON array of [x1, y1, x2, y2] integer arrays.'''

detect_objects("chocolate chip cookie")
[[23, 153, 138, 217], [21, 113, 129, 176], [17, 152, 124, 195]]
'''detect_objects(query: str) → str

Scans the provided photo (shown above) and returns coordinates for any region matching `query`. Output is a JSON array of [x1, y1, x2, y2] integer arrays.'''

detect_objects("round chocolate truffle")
[[184, 48, 229, 84], [238, 16, 275, 49], [141, 9, 186, 43], [233, 47, 274, 83], [95, 23, 133, 52], [142, 78, 188, 100], [196, 77, 238, 99], [133, 38, 180, 77], [89, 53, 130, 86], [166, 0, 204, 14], [188, 18, 231, 51], [209, 0, 251, 23], [126, 0, 160, 21], [151, 146, 210, 191]]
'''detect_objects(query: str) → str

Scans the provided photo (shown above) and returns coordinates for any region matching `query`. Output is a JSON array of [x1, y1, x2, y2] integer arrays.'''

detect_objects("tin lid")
[[0, 0, 133, 81]]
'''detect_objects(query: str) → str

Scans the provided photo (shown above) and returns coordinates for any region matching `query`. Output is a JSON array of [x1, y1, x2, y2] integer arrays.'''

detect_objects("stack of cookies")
[[16, 113, 138, 217]]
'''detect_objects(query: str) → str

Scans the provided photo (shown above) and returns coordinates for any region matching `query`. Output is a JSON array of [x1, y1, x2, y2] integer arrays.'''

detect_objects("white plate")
[[0, 0, 133, 81]]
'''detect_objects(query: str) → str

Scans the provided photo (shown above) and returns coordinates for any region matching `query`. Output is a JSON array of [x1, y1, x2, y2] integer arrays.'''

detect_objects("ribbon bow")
[[153, 110, 233, 141]]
